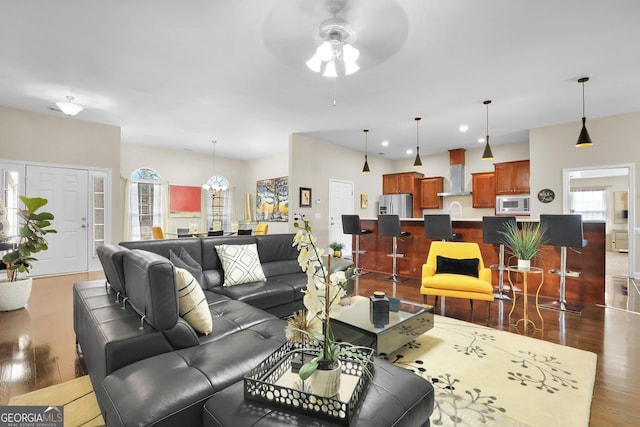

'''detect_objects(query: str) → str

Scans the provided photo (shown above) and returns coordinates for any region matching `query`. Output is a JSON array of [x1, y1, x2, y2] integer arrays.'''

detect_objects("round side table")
[[506, 266, 544, 335]]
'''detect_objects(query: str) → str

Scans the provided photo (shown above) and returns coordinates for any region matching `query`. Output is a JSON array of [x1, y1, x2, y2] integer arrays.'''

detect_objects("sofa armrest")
[[422, 263, 435, 278], [479, 267, 491, 283]]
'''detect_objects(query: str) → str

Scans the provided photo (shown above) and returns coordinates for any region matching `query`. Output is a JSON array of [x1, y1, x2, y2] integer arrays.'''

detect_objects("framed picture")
[[256, 176, 289, 222], [360, 194, 368, 209], [299, 187, 312, 207]]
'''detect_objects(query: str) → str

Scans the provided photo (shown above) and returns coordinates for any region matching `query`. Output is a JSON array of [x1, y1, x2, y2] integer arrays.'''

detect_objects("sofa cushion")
[[215, 244, 266, 286], [170, 247, 205, 286], [436, 255, 479, 278], [96, 244, 129, 296], [176, 267, 212, 335]]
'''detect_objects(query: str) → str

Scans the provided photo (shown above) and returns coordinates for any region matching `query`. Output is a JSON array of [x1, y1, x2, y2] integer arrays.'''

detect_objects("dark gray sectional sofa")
[[73, 233, 434, 426]]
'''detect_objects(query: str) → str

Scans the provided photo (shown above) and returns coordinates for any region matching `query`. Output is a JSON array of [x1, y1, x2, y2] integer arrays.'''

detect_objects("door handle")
[[81, 224, 87, 228]]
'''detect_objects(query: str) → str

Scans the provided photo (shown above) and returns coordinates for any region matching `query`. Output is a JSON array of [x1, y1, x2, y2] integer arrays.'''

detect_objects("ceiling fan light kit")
[[56, 95, 84, 116]]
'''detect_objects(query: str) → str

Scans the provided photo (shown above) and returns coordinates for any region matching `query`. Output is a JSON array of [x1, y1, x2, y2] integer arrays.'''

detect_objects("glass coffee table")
[[331, 298, 434, 355]]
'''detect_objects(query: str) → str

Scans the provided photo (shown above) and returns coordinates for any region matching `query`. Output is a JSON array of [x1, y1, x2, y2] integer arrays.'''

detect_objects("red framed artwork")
[[170, 185, 202, 216]]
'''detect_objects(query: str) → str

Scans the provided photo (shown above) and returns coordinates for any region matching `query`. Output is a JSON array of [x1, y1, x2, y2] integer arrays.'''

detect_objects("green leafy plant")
[[291, 214, 372, 381], [499, 220, 546, 260], [328, 241, 344, 251], [2, 196, 56, 282]]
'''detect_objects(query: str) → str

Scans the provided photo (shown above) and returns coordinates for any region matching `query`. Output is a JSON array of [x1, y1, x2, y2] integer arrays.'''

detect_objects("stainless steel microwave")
[[496, 195, 530, 215]]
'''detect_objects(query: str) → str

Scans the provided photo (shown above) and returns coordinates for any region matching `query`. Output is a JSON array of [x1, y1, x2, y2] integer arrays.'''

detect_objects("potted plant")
[[328, 241, 344, 258], [499, 220, 546, 270], [0, 196, 56, 311]]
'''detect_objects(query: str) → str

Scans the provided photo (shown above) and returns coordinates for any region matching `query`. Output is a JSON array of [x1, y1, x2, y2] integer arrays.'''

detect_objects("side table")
[[506, 266, 544, 335]]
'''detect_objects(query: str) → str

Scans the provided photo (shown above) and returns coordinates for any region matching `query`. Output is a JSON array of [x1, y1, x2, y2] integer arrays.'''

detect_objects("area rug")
[[8, 375, 104, 426], [386, 315, 597, 427]]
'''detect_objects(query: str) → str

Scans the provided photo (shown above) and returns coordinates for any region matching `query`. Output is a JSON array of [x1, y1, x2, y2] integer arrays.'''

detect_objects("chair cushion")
[[170, 248, 205, 286], [215, 244, 267, 286], [175, 267, 212, 335], [436, 255, 479, 278]]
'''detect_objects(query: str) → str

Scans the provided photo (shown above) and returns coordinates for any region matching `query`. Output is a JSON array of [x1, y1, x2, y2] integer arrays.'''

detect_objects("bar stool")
[[378, 215, 411, 292], [341, 215, 371, 276], [482, 216, 517, 300], [539, 214, 588, 313], [424, 214, 460, 241]]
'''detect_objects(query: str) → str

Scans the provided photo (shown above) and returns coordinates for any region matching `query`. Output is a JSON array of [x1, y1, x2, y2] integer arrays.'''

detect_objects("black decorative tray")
[[244, 341, 374, 425]]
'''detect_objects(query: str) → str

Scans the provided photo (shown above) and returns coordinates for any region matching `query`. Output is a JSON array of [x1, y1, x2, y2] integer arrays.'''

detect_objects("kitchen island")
[[356, 218, 605, 305]]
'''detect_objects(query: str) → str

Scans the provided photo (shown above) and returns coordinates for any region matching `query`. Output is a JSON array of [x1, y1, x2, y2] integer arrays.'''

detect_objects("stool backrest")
[[539, 214, 587, 247], [482, 216, 517, 244], [342, 214, 362, 235], [378, 214, 401, 237], [237, 229, 252, 235], [424, 214, 454, 240]]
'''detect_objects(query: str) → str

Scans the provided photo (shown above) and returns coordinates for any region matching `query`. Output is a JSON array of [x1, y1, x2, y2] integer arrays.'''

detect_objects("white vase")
[[517, 259, 531, 271], [0, 277, 32, 311], [309, 361, 341, 397]]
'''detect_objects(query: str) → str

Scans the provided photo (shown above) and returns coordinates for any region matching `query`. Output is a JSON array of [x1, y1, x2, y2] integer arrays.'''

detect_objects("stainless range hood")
[[437, 149, 473, 197]]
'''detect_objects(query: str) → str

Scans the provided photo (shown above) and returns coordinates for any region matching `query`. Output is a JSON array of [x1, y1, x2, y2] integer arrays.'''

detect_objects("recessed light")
[[459, 125, 469, 132], [478, 138, 485, 143], [406, 149, 413, 155], [381, 140, 389, 147]]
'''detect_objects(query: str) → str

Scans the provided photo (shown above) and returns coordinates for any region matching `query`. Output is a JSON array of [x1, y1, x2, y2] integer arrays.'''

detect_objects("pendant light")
[[413, 117, 423, 168], [362, 129, 370, 173], [576, 77, 593, 147], [482, 100, 494, 160]]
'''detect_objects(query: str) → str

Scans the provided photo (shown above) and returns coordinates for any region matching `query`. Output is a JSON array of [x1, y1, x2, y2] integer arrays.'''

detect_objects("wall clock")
[[537, 188, 555, 203]]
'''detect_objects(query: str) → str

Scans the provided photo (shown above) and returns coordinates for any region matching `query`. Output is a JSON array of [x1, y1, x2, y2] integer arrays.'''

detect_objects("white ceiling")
[[1, 0, 639, 161]]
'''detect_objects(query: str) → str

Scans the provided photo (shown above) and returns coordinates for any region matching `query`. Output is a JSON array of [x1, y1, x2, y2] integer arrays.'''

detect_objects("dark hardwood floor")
[[1, 270, 639, 426]]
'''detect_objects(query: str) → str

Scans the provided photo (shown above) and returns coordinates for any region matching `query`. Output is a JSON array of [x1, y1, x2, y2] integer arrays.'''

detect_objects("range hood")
[[437, 149, 473, 197]]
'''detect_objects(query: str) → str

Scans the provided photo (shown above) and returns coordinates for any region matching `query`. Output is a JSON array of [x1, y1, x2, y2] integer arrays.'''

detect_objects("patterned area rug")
[[385, 315, 597, 427], [8, 376, 104, 426]]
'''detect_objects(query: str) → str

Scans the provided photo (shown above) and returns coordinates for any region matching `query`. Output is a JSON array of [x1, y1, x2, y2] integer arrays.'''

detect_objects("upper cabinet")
[[420, 177, 444, 209], [382, 172, 424, 194], [471, 172, 495, 208], [494, 160, 530, 195]]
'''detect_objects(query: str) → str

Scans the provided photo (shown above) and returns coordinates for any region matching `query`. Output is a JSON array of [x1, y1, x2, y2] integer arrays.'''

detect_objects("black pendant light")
[[482, 100, 494, 160], [413, 117, 423, 167], [576, 77, 593, 147], [362, 129, 370, 173]]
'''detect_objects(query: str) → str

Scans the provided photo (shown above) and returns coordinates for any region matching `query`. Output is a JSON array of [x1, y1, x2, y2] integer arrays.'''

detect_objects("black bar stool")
[[482, 216, 517, 300], [378, 214, 411, 293], [539, 214, 588, 313], [341, 215, 371, 275], [424, 214, 460, 241]]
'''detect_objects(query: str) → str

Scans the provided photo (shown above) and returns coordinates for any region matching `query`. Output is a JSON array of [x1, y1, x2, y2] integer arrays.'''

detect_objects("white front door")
[[26, 165, 88, 276], [328, 179, 354, 257]]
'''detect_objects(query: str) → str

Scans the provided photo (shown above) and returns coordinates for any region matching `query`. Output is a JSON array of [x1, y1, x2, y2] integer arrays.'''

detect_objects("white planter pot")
[[309, 361, 342, 397], [0, 277, 32, 311], [517, 259, 531, 271]]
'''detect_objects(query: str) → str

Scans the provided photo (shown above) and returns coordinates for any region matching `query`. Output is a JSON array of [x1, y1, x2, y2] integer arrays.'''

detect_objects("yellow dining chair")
[[255, 223, 268, 235], [151, 226, 165, 240]]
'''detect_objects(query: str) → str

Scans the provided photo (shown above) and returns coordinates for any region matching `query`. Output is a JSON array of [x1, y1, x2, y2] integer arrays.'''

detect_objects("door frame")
[[328, 179, 355, 257]]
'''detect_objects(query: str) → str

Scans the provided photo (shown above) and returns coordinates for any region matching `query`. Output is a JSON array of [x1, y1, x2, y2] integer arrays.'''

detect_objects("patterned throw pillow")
[[175, 267, 212, 335], [215, 244, 266, 286]]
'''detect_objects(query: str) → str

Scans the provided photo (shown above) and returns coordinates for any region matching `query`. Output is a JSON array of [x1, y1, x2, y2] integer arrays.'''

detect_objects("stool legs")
[[493, 244, 511, 300], [540, 246, 583, 313]]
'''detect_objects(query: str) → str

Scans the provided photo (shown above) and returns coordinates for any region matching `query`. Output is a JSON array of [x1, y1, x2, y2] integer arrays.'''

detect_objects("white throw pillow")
[[215, 243, 266, 286], [175, 267, 212, 335]]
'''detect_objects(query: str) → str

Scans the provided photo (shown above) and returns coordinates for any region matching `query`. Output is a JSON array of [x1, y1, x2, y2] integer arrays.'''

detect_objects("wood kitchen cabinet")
[[382, 172, 424, 194], [420, 177, 444, 209], [494, 160, 530, 195], [471, 172, 495, 208]]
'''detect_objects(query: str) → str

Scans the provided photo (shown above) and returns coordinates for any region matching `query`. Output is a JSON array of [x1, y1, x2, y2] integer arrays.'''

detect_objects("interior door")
[[26, 165, 88, 276], [328, 179, 354, 258]]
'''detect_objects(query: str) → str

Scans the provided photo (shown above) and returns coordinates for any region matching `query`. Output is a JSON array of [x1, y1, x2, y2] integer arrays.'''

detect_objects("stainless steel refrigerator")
[[378, 194, 413, 218]]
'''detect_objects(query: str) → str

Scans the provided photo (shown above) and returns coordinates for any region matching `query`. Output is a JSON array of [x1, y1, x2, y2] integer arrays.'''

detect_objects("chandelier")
[[306, 3, 359, 77], [56, 95, 84, 116]]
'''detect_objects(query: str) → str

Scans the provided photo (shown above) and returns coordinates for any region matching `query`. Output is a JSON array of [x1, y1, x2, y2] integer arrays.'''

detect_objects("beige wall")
[[0, 106, 122, 242], [530, 112, 640, 274]]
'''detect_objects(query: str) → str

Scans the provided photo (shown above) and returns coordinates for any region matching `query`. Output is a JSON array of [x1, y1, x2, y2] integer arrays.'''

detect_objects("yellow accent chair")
[[255, 223, 269, 235], [151, 226, 165, 240], [421, 241, 494, 321]]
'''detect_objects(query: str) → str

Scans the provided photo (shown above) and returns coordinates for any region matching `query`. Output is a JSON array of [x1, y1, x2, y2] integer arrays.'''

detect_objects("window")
[[204, 176, 232, 232], [127, 168, 166, 240], [569, 188, 606, 220]]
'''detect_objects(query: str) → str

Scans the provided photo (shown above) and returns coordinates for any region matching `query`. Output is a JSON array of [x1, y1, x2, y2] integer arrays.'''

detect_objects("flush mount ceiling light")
[[202, 141, 229, 192], [576, 77, 593, 148], [56, 96, 84, 116], [413, 117, 423, 168], [362, 129, 370, 173], [306, 1, 359, 77], [482, 100, 494, 160]]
